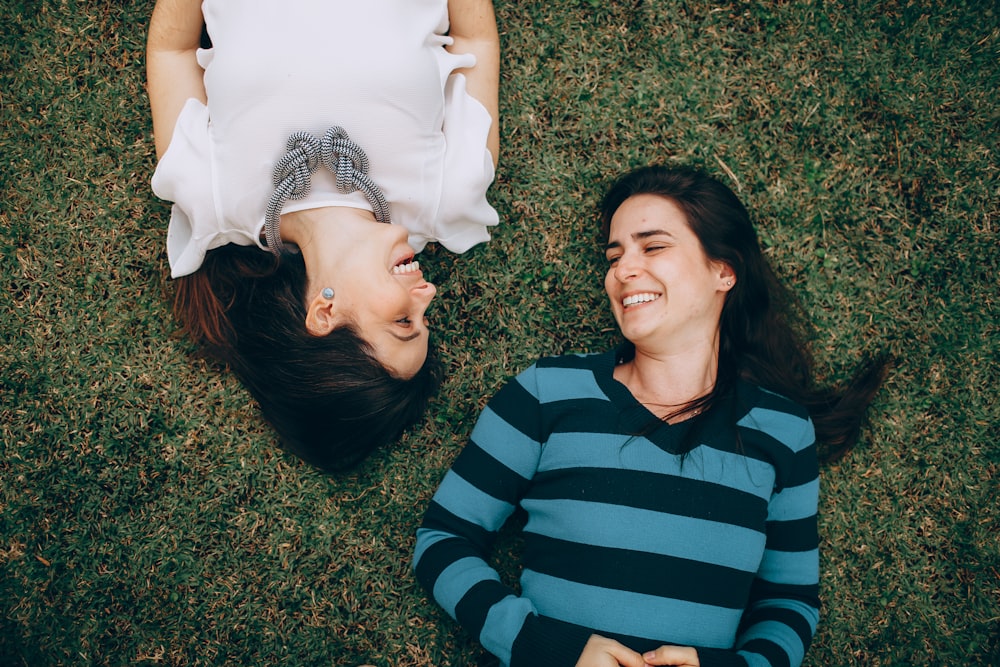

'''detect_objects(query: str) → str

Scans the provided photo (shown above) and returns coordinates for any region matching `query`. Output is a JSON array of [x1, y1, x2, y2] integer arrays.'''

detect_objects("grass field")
[[1, 0, 997, 665]]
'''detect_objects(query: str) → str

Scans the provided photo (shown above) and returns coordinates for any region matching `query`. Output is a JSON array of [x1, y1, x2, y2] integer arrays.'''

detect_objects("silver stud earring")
[[726, 280, 733, 287], [321, 287, 335, 299]]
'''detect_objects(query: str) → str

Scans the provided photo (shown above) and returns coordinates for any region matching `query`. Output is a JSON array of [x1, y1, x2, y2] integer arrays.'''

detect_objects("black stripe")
[[541, 397, 630, 437], [487, 375, 545, 443], [510, 613, 598, 667], [523, 533, 753, 608], [783, 444, 819, 487], [454, 579, 513, 637], [747, 577, 820, 609], [741, 382, 809, 420], [452, 442, 531, 504], [529, 467, 768, 531], [420, 501, 495, 554], [766, 515, 818, 552], [414, 533, 486, 596]]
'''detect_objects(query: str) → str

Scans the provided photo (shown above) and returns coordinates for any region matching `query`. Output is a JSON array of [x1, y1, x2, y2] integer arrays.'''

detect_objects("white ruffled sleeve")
[[434, 69, 499, 254], [150, 97, 220, 278], [152, 93, 265, 279]]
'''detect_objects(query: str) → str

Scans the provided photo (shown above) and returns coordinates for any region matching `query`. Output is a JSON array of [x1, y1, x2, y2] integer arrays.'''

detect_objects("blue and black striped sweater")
[[414, 348, 820, 667]]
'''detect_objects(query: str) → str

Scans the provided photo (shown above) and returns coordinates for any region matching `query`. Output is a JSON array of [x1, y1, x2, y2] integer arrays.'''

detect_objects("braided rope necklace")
[[264, 126, 391, 254]]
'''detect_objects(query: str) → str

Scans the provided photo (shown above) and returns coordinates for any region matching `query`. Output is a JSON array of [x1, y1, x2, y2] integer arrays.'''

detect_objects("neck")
[[279, 206, 377, 300], [615, 335, 720, 419]]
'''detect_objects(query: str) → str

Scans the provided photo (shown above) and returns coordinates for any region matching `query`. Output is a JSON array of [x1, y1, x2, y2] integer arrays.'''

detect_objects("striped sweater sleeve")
[[700, 400, 821, 667], [413, 366, 591, 666]]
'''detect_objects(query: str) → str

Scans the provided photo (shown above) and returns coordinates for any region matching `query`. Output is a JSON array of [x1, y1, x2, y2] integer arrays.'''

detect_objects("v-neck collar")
[[591, 343, 696, 454]]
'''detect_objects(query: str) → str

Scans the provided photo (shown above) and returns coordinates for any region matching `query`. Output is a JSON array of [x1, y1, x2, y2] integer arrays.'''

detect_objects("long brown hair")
[[600, 165, 888, 460], [173, 244, 440, 471]]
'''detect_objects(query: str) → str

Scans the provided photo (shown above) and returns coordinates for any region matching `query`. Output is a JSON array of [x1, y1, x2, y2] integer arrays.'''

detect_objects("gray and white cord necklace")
[[263, 126, 392, 255]]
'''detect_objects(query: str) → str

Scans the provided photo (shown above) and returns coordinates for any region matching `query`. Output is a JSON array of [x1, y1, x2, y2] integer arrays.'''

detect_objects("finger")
[[611, 647, 648, 667], [642, 645, 699, 667]]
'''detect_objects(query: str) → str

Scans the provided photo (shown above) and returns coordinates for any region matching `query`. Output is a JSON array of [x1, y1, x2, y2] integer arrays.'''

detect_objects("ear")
[[305, 292, 338, 336], [717, 262, 736, 292]]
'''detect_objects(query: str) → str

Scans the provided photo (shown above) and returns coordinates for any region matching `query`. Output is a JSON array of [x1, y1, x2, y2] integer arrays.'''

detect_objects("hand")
[[575, 634, 647, 667], [641, 645, 700, 667]]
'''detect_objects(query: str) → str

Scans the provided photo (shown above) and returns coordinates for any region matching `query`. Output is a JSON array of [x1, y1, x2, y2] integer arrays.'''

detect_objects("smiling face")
[[603, 194, 733, 353], [328, 222, 437, 378]]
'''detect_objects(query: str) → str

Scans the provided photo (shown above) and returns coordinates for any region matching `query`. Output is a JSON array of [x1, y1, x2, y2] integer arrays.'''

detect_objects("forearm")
[[729, 451, 820, 666], [414, 522, 593, 667], [146, 0, 206, 158], [446, 0, 499, 165]]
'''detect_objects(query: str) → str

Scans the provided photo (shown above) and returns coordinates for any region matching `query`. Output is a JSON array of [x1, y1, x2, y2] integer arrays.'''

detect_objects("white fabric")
[[151, 0, 498, 278]]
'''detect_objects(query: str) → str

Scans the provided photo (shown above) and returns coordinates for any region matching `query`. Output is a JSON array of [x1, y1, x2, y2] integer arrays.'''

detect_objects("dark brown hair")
[[173, 244, 440, 471], [600, 165, 888, 460]]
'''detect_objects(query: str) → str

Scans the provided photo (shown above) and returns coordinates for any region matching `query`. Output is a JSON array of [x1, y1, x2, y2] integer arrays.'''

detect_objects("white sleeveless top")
[[151, 0, 498, 278]]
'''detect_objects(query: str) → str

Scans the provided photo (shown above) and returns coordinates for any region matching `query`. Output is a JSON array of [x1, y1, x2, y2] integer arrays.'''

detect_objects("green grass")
[[2, 0, 997, 665]]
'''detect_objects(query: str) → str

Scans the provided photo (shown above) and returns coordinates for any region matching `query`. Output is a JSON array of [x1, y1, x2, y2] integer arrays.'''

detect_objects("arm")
[[414, 369, 596, 667], [146, 0, 206, 159], [413, 370, 541, 666], [728, 453, 820, 667], [446, 0, 500, 167]]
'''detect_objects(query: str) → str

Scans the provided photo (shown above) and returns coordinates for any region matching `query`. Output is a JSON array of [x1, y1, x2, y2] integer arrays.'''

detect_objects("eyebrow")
[[604, 229, 674, 251], [389, 331, 421, 342]]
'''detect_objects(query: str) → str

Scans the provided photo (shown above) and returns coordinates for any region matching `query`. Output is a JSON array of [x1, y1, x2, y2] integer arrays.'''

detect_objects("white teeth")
[[392, 260, 420, 275], [623, 293, 660, 307]]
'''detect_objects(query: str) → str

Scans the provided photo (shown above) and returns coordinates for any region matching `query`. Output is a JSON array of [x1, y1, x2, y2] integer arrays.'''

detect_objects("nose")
[[378, 222, 409, 245], [613, 252, 640, 282], [411, 282, 436, 330], [412, 280, 436, 308]]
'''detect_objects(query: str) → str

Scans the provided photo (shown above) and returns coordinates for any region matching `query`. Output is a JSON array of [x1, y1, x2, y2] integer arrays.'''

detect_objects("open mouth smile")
[[622, 292, 661, 308], [392, 257, 421, 275]]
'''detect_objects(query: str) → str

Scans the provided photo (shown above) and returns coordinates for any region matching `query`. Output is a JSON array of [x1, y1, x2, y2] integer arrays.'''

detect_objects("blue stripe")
[[520, 569, 741, 647], [683, 446, 775, 496], [738, 407, 814, 451], [769, 479, 819, 521], [539, 433, 775, 497], [480, 595, 535, 667], [470, 407, 540, 479], [432, 469, 515, 532], [757, 548, 819, 586], [432, 556, 502, 620], [520, 498, 766, 572], [531, 366, 607, 403], [740, 650, 776, 667], [536, 431, 646, 471]]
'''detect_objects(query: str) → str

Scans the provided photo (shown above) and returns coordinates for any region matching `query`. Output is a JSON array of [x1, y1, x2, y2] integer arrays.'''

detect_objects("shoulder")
[[529, 350, 611, 388], [734, 380, 815, 452], [730, 381, 817, 490], [492, 350, 612, 403], [535, 350, 607, 371]]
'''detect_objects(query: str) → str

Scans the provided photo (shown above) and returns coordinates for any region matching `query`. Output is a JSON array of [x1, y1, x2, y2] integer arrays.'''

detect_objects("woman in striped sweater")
[[413, 165, 887, 667]]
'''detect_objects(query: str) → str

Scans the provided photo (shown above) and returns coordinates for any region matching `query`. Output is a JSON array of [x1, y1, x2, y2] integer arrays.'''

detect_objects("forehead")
[[614, 194, 685, 221], [608, 195, 691, 238]]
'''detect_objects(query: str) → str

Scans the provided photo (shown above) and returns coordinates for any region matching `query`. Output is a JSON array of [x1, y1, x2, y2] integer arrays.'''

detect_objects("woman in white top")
[[147, 0, 500, 470]]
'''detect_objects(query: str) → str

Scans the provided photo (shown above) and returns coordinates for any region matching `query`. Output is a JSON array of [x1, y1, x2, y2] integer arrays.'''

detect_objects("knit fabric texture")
[[413, 347, 820, 667]]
